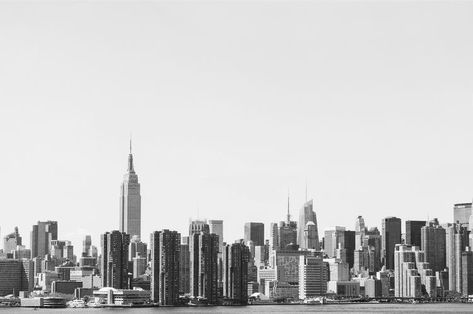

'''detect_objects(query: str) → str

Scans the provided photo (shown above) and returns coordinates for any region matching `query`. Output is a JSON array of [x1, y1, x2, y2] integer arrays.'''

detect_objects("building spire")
[[287, 189, 290, 223], [128, 137, 134, 173]]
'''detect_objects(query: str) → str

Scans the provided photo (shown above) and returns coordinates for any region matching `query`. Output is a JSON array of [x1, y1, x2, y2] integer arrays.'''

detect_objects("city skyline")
[[1, 1, 473, 254]]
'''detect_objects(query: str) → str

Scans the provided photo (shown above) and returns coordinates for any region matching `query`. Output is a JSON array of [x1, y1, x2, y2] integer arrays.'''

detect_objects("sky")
[[0, 0, 472, 254]]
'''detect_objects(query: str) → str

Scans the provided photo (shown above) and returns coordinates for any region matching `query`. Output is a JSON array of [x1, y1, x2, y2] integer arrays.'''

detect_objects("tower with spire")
[[119, 138, 142, 240]]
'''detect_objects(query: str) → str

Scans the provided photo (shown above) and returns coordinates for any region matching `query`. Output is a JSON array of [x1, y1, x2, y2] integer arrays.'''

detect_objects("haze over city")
[[1, 1, 473, 252]]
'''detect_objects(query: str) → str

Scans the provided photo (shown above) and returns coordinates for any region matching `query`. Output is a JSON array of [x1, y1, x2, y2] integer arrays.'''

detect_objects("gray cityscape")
[[0, 0, 472, 311]]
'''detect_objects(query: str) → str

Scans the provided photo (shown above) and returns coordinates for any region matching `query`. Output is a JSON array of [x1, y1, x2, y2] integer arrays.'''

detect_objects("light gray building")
[[453, 203, 472, 227], [119, 142, 141, 240], [297, 200, 320, 250]]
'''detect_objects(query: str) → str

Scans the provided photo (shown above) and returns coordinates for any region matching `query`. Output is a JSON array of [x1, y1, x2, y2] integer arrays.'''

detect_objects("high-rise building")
[[355, 216, 366, 249], [298, 252, 327, 299], [445, 222, 469, 293], [129, 235, 147, 261], [421, 219, 446, 272], [344, 230, 356, 269], [150, 230, 180, 305], [100, 230, 130, 289], [405, 221, 426, 247], [278, 220, 298, 250], [119, 142, 141, 240], [297, 200, 320, 250], [179, 236, 190, 294], [30, 221, 58, 258], [222, 241, 250, 304], [82, 235, 92, 257], [208, 220, 223, 249], [461, 249, 473, 296], [394, 244, 436, 298], [382, 217, 401, 270], [3, 227, 22, 255], [189, 232, 219, 304], [244, 222, 264, 247], [453, 203, 472, 227], [324, 227, 346, 258], [269, 222, 279, 252]]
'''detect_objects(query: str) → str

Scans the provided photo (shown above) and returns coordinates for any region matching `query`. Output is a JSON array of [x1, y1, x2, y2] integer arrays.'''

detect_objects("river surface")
[[1, 303, 473, 313]]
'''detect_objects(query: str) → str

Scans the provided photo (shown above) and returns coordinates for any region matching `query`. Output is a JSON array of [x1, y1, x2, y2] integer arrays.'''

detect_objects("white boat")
[[68, 299, 87, 308]]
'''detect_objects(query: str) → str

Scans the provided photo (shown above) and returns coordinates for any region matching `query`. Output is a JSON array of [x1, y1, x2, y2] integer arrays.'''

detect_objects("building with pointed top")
[[119, 141, 141, 240], [297, 200, 320, 250]]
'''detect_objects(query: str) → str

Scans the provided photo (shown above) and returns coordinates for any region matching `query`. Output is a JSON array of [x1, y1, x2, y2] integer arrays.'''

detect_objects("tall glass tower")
[[119, 141, 141, 239]]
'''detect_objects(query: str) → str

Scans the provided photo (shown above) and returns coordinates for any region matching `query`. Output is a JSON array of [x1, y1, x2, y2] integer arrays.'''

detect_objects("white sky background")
[[0, 1, 472, 252]]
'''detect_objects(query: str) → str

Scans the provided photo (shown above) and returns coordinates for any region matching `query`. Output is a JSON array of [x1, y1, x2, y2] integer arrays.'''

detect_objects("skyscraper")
[[119, 141, 141, 240], [324, 227, 346, 258], [243, 222, 264, 247], [150, 230, 181, 305], [82, 235, 92, 256], [297, 200, 320, 250], [405, 220, 426, 247], [421, 219, 446, 272], [189, 232, 219, 303], [179, 236, 190, 294], [453, 203, 472, 227], [355, 216, 366, 249], [222, 241, 250, 304], [30, 221, 58, 258], [382, 217, 401, 270], [100, 230, 130, 289], [3, 227, 22, 255], [298, 252, 327, 299], [445, 222, 469, 293]]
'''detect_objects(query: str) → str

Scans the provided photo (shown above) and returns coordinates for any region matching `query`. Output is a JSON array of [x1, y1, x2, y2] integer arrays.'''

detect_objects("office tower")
[[189, 220, 210, 235], [30, 221, 58, 258], [445, 222, 469, 293], [355, 216, 366, 249], [64, 241, 73, 261], [50, 240, 66, 259], [324, 227, 346, 258], [222, 241, 250, 304], [353, 246, 377, 274], [119, 141, 141, 239], [421, 219, 446, 272], [278, 221, 298, 250], [269, 223, 279, 252], [344, 230, 355, 269], [129, 235, 147, 260], [394, 244, 436, 298], [3, 227, 22, 254], [382, 217, 401, 270], [82, 235, 92, 256], [461, 249, 473, 296], [364, 227, 382, 271], [453, 202, 472, 227], [21, 259, 35, 293], [189, 232, 219, 303], [297, 200, 320, 250], [150, 230, 180, 305], [179, 236, 190, 294], [100, 230, 130, 289], [405, 220, 426, 247], [208, 220, 223, 249], [298, 252, 327, 299], [244, 222, 264, 246]]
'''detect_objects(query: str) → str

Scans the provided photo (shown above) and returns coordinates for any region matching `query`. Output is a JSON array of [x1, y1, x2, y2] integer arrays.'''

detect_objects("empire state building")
[[119, 142, 141, 239]]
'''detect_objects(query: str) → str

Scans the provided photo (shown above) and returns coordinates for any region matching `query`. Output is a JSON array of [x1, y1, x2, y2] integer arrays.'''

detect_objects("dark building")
[[150, 230, 180, 305], [243, 222, 264, 247], [365, 228, 382, 272], [100, 230, 130, 289], [461, 250, 473, 296], [421, 219, 446, 272], [382, 217, 401, 270], [30, 221, 58, 258], [405, 220, 426, 247], [179, 236, 190, 295], [190, 232, 219, 304], [222, 241, 250, 305], [278, 221, 298, 250], [344, 230, 355, 269]]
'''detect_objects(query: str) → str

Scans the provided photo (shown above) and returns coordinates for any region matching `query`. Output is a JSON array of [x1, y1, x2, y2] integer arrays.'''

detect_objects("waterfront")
[[1, 304, 473, 313]]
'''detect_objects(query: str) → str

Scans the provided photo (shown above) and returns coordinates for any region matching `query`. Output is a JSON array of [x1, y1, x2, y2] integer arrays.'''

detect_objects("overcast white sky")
[[0, 1, 472, 253]]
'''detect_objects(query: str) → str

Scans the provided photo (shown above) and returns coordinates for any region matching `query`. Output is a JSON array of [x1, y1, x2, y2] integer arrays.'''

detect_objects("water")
[[1, 304, 473, 313]]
